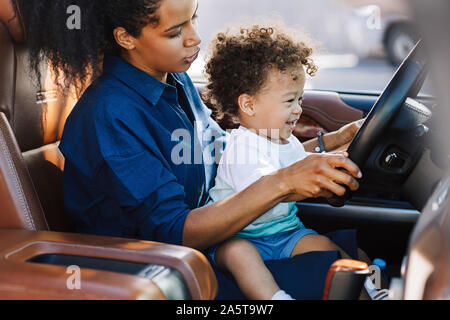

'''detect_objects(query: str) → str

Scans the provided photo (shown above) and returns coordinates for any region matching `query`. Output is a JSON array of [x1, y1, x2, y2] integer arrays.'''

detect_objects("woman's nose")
[[184, 23, 201, 48]]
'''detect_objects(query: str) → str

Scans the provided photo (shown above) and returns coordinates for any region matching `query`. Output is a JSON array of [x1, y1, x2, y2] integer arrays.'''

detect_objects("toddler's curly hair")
[[203, 24, 318, 125]]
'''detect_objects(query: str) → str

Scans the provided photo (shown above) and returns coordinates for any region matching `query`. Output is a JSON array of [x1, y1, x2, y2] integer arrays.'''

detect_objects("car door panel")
[[295, 90, 363, 141]]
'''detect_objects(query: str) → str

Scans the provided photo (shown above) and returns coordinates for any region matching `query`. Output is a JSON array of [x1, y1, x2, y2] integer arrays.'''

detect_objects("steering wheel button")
[[385, 153, 398, 166], [384, 152, 406, 169]]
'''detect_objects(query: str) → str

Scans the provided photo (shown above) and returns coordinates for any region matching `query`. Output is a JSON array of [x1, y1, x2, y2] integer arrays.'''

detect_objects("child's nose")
[[293, 103, 302, 115]]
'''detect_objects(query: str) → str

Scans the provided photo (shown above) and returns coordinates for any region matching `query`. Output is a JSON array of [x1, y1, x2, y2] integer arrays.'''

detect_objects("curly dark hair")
[[14, 0, 162, 94], [203, 24, 318, 125]]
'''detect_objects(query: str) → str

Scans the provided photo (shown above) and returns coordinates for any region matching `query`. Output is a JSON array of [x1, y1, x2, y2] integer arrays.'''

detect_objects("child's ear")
[[237, 94, 255, 116]]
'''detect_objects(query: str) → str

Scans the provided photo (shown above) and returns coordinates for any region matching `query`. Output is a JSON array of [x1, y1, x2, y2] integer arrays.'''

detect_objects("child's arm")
[[303, 119, 365, 153]]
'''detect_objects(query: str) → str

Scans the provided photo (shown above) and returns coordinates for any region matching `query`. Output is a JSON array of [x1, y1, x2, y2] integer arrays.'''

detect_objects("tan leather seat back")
[[0, 112, 48, 230], [0, 0, 76, 231]]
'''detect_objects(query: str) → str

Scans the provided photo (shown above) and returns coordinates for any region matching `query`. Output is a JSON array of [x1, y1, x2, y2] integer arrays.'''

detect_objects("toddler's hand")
[[330, 150, 348, 157]]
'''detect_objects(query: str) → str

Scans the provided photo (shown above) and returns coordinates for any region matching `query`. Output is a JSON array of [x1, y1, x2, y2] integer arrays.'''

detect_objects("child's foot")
[[271, 290, 294, 300]]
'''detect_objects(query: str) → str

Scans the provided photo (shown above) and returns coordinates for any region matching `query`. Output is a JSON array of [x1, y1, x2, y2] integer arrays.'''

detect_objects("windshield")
[[189, 0, 432, 95]]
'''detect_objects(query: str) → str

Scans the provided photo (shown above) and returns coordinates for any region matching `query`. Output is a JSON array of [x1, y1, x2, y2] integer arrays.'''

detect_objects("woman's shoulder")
[[80, 74, 145, 110], [60, 75, 152, 156], [67, 74, 152, 134]]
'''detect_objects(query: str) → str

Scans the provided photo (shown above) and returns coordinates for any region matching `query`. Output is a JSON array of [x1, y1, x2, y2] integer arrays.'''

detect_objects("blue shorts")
[[210, 227, 318, 263], [211, 229, 360, 300]]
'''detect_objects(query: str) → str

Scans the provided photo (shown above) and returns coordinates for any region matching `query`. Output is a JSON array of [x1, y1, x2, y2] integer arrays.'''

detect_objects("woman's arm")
[[182, 153, 361, 250]]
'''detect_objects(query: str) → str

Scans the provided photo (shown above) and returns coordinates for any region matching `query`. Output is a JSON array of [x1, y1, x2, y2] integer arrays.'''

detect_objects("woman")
[[19, 0, 365, 298]]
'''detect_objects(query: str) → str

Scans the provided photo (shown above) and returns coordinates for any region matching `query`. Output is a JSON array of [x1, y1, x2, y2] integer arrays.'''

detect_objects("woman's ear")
[[237, 94, 255, 116], [113, 27, 136, 51]]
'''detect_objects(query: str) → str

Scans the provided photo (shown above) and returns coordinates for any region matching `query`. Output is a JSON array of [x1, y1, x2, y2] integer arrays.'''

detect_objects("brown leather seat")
[[0, 0, 76, 231], [0, 0, 218, 300]]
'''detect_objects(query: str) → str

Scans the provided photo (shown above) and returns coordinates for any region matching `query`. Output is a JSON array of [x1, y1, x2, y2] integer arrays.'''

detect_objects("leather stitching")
[[404, 100, 431, 119], [0, 120, 34, 230]]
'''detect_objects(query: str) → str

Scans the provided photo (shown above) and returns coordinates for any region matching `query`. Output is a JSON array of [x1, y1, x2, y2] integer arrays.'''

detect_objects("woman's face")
[[120, 0, 201, 82]]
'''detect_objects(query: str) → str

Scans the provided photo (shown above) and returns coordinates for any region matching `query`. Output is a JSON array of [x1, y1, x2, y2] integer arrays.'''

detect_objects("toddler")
[[205, 25, 357, 300]]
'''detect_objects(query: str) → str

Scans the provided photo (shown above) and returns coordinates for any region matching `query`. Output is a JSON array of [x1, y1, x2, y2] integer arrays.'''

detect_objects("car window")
[[190, 0, 432, 95]]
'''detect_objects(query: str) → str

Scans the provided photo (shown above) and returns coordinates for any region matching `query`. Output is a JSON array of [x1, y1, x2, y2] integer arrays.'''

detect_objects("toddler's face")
[[250, 67, 305, 144]]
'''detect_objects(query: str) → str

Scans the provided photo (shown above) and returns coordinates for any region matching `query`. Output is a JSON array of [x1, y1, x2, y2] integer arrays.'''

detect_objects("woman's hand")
[[279, 152, 362, 202]]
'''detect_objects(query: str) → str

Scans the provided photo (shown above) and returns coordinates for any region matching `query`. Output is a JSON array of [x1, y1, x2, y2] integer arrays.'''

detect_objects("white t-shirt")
[[209, 126, 310, 238]]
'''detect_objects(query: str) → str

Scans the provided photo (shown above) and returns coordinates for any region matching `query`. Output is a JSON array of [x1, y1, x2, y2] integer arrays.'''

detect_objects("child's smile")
[[285, 119, 299, 132]]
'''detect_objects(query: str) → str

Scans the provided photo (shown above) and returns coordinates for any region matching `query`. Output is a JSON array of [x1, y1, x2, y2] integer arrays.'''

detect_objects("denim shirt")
[[59, 55, 227, 245]]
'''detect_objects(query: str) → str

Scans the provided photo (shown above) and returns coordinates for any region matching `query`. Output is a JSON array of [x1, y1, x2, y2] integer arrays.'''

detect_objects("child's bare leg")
[[289, 234, 352, 259], [215, 238, 281, 300]]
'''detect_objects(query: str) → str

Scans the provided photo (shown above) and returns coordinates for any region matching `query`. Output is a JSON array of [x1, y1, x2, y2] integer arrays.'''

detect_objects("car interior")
[[0, 0, 448, 300]]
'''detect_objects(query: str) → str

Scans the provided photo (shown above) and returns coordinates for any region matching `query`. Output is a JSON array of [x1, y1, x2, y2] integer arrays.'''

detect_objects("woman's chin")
[[165, 62, 192, 75]]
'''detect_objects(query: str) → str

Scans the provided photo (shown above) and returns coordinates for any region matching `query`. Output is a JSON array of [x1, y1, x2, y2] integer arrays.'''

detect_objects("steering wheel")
[[328, 40, 429, 207]]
